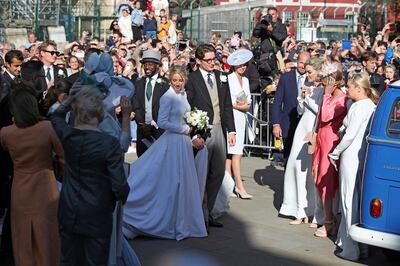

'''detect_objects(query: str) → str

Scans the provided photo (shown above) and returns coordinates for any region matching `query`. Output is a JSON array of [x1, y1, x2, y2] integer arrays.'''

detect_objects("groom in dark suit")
[[132, 50, 169, 156], [186, 44, 236, 228], [272, 51, 310, 160]]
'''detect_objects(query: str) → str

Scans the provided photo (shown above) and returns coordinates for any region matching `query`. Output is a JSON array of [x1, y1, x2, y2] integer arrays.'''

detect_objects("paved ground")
[[127, 155, 398, 266]]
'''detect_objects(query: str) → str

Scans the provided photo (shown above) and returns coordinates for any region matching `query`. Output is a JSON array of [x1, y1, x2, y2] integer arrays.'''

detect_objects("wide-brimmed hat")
[[227, 49, 253, 66], [140, 50, 161, 65]]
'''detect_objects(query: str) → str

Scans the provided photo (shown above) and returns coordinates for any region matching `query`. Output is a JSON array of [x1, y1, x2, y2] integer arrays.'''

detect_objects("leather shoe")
[[208, 216, 223, 228]]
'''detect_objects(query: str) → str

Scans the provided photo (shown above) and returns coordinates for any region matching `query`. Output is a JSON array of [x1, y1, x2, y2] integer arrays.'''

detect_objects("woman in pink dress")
[[312, 63, 349, 237]]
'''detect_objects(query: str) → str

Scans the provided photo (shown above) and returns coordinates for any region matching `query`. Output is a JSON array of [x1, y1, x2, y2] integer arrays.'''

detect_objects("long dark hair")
[[9, 81, 41, 128], [46, 78, 71, 108]]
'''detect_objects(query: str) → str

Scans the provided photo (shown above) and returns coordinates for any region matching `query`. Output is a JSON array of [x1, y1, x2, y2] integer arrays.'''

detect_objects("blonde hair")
[[348, 72, 380, 104], [168, 65, 188, 84], [305, 57, 324, 72], [72, 86, 104, 126]]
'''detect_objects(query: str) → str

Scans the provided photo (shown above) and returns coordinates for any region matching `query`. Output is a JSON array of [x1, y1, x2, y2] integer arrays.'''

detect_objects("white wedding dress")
[[122, 87, 208, 241]]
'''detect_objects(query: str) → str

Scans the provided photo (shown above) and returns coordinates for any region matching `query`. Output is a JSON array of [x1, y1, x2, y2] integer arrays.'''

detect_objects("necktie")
[[207, 73, 213, 88], [46, 68, 51, 81], [146, 78, 153, 100], [297, 75, 304, 95]]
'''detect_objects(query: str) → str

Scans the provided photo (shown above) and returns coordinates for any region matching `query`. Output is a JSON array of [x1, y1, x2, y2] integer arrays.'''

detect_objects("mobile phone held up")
[[178, 40, 187, 51]]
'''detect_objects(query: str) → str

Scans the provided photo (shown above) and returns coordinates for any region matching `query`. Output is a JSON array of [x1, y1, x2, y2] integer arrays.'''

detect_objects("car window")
[[387, 97, 400, 138]]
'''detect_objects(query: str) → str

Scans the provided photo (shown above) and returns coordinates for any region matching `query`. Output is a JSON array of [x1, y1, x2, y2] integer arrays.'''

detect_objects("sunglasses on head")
[[43, 50, 60, 56]]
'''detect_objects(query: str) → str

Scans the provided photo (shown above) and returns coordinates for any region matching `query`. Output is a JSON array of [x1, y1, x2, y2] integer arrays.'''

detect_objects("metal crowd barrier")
[[243, 93, 275, 157]]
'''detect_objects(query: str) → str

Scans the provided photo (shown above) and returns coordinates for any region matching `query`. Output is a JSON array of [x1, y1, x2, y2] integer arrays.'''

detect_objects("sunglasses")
[[43, 50, 60, 56]]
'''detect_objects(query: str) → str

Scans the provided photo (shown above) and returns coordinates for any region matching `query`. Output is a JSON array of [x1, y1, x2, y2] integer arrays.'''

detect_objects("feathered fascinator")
[[319, 62, 339, 78]]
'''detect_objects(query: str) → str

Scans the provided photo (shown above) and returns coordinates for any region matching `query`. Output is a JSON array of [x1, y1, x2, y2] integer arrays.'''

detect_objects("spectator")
[[118, 8, 133, 41], [384, 64, 398, 87], [157, 16, 171, 42], [267, 7, 288, 48], [361, 51, 385, 95], [131, 1, 144, 42], [143, 10, 158, 40]]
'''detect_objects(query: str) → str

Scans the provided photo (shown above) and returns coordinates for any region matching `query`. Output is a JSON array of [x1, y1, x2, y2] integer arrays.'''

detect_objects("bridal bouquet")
[[184, 108, 211, 136]]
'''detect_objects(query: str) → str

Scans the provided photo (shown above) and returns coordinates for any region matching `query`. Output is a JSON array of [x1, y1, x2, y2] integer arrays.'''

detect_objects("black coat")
[[132, 75, 169, 156], [186, 69, 235, 135], [37, 65, 68, 93], [51, 113, 129, 238], [0, 72, 14, 212], [370, 73, 385, 96]]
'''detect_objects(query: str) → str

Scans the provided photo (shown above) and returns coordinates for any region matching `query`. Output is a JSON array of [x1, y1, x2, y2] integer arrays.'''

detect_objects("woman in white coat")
[[279, 58, 325, 224], [225, 49, 253, 199], [329, 73, 378, 261]]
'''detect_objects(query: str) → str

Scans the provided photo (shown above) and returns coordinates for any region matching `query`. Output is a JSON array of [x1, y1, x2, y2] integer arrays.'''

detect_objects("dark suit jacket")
[[51, 112, 129, 238], [0, 72, 14, 211], [271, 70, 301, 138], [186, 69, 235, 135], [38, 65, 68, 93], [132, 75, 169, 156], [370, 73, 385, 96]]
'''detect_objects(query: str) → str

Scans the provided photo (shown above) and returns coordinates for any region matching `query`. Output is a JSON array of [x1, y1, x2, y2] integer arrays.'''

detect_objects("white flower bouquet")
[[184, 108, 211, 136]]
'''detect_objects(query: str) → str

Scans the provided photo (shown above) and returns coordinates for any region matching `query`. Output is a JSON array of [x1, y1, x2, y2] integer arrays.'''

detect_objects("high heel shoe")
[[234, 187, 253, 200], [314, 220, 337, 237], [289, 217, 309, 225]]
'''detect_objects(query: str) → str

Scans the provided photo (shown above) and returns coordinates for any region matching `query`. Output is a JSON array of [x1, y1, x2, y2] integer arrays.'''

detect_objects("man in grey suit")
[[186, 44, 236, 229]]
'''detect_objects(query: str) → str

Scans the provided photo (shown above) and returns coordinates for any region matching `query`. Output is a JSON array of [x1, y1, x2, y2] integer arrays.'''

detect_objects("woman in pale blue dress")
[[122, 66, 208, 241]]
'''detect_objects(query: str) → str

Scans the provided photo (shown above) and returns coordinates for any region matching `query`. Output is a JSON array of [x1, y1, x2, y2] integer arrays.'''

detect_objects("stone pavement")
[[126, 155, 398, 266]]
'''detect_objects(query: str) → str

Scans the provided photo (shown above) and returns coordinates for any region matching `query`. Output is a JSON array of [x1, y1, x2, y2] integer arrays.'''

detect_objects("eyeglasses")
[[43, 50, 60, 56], [202, 57, 216, 64]]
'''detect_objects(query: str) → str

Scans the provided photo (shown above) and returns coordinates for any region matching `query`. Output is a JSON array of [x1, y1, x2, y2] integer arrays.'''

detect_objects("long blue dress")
[[122, 87, 208, 241]]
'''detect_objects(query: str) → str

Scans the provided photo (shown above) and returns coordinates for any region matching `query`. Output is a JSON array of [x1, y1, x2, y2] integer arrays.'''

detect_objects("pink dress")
[[312, 93, 348, 200]]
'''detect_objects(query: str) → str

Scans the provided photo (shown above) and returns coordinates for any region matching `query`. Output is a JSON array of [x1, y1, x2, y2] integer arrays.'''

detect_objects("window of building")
[[282, 11, 292, 23], [298, 12, 310, 27]]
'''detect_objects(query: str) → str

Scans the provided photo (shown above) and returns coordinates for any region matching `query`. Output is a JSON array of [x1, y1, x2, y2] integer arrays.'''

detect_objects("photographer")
[[252, 18, 279, 79], [267, 7, 288, 48]]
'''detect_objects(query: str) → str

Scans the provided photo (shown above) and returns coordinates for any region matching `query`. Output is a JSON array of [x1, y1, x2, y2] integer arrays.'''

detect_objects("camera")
[[262, 14, 273, 25]]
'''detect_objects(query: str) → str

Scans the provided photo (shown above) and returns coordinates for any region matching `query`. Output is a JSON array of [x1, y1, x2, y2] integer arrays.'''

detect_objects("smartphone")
[[316, 49, 325, 55], [342, 39, 351, 50]]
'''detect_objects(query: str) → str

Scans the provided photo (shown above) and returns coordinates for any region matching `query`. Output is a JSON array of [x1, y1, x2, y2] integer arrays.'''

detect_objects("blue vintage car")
[[349, 80, 400, 253]]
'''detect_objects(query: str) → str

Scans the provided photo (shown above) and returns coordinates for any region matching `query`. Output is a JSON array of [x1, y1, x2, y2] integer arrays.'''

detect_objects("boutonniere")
[[156, 78, 166, 84], [57, 69, 65, 77], [220, 75, 227, 83]]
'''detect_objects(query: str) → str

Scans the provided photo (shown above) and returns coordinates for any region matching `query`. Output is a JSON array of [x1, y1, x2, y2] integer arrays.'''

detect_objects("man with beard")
[[132, 50, 169, 156]]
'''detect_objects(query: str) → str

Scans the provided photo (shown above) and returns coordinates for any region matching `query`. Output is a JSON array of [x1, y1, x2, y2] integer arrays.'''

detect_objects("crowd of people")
[[0, 1, 400, 265]]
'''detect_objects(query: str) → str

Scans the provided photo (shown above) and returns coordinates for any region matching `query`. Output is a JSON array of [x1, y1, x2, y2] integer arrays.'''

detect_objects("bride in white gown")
[[122, 66, 208, 241]]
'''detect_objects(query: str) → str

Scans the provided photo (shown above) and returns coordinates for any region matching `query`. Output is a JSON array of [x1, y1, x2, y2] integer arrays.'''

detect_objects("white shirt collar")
[[199, 68, 213, 79], [5, 70, 16, 80]]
